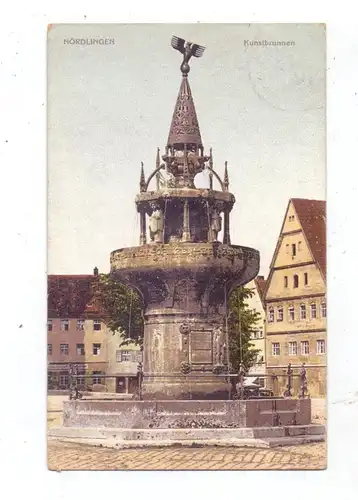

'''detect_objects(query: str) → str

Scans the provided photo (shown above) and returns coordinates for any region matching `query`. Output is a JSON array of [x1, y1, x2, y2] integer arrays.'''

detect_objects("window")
[[321, 302, 327, 318], [284, 276, 288, 288], [60, 343, 69, 355], [60, 319, 69, 331], [258, 328, 264, 339], [288, 306, 295, 321], [268, 308, 275, 323], [59, 374, 68, 387], [316, 339, 326, 354], [304, 273, 308, 285], [258, 378, 265, 388], [300, 304, 306, 320], [292, 244, 297, 257], [288, 341, 297, 356], [300, 341, 310, 355], [272, 343, 280, 356], [47, 343, 52, 355], [293, 274, 299, 288], [77, 319, 85, 331], [277, 307, 284, 322], [289, 215, 295, 222], [47, 319, 53, 331], [310, 303, 317, 319], [298, 241, 302, 251], [120, 350, 132, 362], [253, 331, 258, 340], [93, 319, 101, 331], [92, 371, 104, 385], [93, 343, 101, 355], [116, 350, 142, 363], [286, 244, 289, 254], [76, 343, 85, 356], [257, 355, 264, 363]]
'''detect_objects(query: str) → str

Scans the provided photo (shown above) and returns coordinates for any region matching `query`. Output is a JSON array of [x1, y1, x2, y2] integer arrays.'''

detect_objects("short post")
[[237, 362, 245, 400], [284, 363, 293, 397], [137, 362, 143, 401], [299, 363, 308, 398]]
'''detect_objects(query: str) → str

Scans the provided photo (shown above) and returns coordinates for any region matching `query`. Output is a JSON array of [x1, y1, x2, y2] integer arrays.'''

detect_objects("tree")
[[92, 274, 144, 347], [227, 286, 262, 373]]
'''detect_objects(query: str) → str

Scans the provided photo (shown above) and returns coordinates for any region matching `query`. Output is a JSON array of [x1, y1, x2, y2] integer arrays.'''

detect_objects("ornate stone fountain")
[[110, 37, 259, 400]]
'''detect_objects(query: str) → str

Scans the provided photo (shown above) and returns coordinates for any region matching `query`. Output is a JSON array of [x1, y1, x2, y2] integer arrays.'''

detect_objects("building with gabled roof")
[[264, 198, 326, 397]]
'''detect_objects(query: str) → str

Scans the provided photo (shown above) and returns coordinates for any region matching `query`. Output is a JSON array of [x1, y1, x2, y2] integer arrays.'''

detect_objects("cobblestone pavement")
[[48, 440, 326, 471]]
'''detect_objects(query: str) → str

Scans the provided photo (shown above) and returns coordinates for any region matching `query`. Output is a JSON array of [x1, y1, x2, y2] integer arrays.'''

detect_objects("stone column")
[[223, 209, 231, 244], [182, 200, 191, 242], [139, 209, 147, 245]]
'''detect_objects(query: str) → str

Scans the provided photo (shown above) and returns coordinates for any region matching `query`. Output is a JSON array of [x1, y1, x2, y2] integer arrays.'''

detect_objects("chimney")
[[93, 267, 99, 276]]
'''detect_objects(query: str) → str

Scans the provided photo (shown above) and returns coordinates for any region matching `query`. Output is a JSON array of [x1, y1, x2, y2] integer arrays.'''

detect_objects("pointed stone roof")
[[167, 76, 203, 149]]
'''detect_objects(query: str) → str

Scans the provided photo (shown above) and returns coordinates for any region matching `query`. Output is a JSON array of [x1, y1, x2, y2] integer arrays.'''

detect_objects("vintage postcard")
[[47, 23, 326, 470]]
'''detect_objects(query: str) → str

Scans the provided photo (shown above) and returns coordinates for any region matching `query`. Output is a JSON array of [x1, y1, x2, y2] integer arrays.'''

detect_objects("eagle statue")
[[171, 35, 206, 75]]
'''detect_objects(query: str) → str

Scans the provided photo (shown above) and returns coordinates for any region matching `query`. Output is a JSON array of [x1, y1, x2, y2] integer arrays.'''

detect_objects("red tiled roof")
[[48, 275, 99, 317], [291, 198, 326, 279], [254, 275, 266, 305]]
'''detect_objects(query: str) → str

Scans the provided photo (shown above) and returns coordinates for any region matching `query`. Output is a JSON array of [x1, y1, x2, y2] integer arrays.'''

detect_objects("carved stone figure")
[[213, 325, 225, 365], [211, 207, 222, 241], [149, 204, 164, 243]]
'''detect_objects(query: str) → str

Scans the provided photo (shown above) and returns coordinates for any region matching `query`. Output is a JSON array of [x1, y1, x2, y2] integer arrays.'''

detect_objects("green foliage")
[[227, 286, 261, 372], [92, 274, 144, 347]]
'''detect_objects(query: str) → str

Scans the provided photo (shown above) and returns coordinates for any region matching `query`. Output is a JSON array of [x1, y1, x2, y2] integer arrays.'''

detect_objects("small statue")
[[149, 203, 164, 243], [299, 363, 308, 398], [284, 363, 293, 397], [171, 36, 206, 75], [211, 208, 222, 242]]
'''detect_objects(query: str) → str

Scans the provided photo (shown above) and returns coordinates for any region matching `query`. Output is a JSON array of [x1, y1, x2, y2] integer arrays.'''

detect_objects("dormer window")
[[293, 274, 299, 288]]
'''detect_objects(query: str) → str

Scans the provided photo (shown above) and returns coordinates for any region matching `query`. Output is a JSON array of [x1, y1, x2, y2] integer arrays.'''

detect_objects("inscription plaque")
[[190, 330, 212, 364]]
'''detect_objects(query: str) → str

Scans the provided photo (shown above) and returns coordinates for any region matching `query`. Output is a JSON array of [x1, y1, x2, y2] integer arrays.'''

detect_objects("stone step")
[[48, 433, 325, 449], [50, 424, 325, 445]]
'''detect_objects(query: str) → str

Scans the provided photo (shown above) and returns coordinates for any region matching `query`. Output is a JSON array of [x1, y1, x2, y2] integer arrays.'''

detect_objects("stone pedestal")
[[111, 242, 260, 400], [142, 309, 229, 399]]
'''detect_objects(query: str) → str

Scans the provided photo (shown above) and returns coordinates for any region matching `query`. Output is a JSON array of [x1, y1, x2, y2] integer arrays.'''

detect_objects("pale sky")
[[48, 24, 325, 277]]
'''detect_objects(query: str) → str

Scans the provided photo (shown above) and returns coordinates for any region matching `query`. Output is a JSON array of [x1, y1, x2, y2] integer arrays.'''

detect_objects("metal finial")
[[224, 161, 229, 190], [140, 162, 146, 192], [171, 35, 206, 76]]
